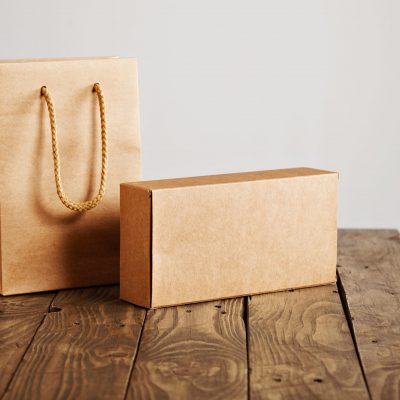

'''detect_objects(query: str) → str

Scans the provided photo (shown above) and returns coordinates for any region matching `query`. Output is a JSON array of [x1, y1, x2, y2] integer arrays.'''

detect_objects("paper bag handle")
[[41, 83, 108, 212]]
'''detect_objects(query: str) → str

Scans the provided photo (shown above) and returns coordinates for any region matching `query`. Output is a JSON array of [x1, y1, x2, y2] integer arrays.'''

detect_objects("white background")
[[1, 0, 399, 228]]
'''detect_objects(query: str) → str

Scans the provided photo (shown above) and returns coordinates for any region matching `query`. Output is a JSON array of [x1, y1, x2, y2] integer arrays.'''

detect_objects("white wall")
[[1, 0, 399, 228]]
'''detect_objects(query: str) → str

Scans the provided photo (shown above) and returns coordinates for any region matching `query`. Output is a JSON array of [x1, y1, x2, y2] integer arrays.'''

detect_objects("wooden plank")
[[338, 229, 400, 400], [248, 285, 369, 400], [3, 286, 146, 400], [0, 292, 55, 396], [126, 298, 247, 400]]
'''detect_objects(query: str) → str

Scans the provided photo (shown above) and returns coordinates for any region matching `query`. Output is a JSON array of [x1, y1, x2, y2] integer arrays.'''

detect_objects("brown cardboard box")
[[0, 57, 141, 295], [120, 167, 338, 308]]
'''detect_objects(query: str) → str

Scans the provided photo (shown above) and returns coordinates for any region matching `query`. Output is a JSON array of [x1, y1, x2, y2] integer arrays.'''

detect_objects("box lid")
[[121, 167, 337, 192]]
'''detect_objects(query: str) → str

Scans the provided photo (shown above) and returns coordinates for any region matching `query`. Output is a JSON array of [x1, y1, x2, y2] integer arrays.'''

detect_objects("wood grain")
[[248, 285, 369, 400], [0, 292, 55, 396], [338, 229, 400, 400], [2, 286, 146, 400], [127, 298, 247, 400]]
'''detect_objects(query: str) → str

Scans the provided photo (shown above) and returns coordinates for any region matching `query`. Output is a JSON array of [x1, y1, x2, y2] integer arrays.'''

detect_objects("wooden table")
[[0, 230, 399, 400]]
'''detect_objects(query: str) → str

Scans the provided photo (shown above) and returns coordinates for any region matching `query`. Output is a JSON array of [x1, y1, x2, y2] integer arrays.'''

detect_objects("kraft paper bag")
[[0, 57, 141, 295]]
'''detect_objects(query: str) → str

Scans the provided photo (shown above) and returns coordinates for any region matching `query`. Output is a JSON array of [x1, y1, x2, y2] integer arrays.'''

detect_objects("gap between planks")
[[125, 283, 368, 400], [246, 284, 369, 400], [1, 291, 58, 397], [2, 229, 389, 400], [125, 297, 248, 400], [337, 229, 400, 400], [1, 286, 368, 400], [123, 309, 148, 400], [1, 286, 146, 400], [0, 290, 56, 399], [336, 272, 372, 400]]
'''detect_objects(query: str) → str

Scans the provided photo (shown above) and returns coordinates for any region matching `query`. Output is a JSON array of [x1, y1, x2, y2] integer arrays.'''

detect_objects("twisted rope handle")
[[41, 83, 108, 212]]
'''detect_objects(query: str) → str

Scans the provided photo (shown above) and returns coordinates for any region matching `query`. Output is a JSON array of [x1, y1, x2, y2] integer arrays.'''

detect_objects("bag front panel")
[[0, 58, 141, 294]]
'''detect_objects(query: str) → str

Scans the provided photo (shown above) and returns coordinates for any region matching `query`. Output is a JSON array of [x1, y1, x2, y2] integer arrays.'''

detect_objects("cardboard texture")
[[0, 57, 141, 295], [120, 168, 338, 308]]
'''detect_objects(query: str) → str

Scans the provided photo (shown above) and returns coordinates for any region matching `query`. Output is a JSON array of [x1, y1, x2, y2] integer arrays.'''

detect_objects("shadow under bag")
[[0, 57, 141, 295]]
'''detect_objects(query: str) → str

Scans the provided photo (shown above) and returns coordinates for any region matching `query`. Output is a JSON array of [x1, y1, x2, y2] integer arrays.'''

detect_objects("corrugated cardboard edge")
[[120, 183, 152, 308]]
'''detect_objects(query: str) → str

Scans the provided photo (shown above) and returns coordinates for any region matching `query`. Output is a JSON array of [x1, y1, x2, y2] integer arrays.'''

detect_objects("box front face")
[[151, 174, 337, 307]]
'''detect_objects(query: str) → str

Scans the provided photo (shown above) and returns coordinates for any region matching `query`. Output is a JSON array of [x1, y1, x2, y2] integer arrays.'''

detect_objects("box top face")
[[122, 167, 337, 191]]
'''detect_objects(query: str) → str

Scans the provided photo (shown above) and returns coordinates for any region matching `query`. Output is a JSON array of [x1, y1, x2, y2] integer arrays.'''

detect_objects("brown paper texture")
[[121, 168, 338, 308], [0, 57, 141, 295], [120, 186, 152, 307]]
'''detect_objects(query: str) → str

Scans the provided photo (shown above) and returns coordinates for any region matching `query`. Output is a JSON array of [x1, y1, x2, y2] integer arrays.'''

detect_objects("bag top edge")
[[0, 56, 137, 64]]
